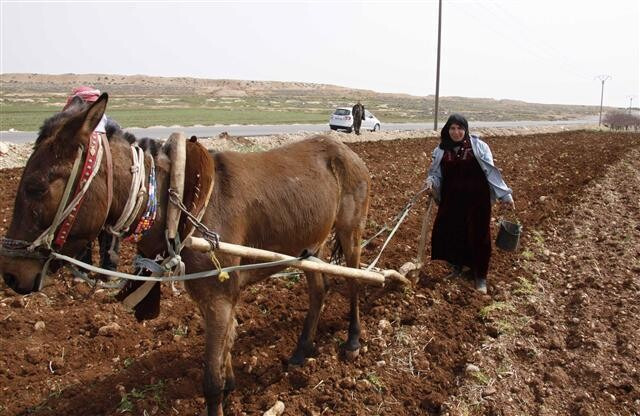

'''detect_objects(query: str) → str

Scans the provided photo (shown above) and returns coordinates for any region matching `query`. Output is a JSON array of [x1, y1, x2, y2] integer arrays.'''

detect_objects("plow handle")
[[416, 196, 434, 267]]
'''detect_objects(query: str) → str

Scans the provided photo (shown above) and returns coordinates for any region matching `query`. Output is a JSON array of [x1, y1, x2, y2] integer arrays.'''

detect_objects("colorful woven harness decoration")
[[126, 159, 158, 242]]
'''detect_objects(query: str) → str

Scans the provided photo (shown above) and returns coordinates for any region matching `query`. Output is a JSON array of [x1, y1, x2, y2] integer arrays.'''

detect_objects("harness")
[[104, 142, 153, 261], [1, 132, 410, 295], [0, 130, 160, 289], [36, 131, 109, 251]]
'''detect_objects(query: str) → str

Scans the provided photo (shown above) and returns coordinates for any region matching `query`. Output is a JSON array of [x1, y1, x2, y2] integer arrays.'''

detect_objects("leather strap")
[[101, 132, 113, 220], [54, 131, 102, 248]]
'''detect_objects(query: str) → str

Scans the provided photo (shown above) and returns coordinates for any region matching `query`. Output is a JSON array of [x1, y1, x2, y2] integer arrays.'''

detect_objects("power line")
[[488, 1, 593, 80], [461, 1, 593, 81]]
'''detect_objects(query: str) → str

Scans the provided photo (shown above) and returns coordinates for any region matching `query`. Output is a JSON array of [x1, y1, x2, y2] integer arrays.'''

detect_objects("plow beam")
[[184, 237, 410, 287]]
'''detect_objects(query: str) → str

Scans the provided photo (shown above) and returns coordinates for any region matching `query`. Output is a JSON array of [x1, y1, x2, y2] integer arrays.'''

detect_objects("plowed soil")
[[1, 130, 639, 416]]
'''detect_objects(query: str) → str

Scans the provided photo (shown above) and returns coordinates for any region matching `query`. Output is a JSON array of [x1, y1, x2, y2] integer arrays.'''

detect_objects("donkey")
[[0, 94, 371, 415]]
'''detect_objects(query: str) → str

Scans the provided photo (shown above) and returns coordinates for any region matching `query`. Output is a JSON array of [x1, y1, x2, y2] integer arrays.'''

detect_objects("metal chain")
[[168, 188, 220, 250]]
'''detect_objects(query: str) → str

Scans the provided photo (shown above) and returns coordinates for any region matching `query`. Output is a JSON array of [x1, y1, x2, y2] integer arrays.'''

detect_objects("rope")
[[363, 187, 428, 271], [28, 146, 85, 251], [362, 188, 427, 249], [68, 265, 125, 290], [366, 206, 411, 271], [104, 144, 149, 265], [106, 144, 147, 237], [0, 238, 49, 259], [50, 251, 309, 283]]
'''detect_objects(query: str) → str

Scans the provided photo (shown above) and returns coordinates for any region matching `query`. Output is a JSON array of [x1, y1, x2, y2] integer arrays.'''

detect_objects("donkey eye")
[[25, 180, 48, 198]]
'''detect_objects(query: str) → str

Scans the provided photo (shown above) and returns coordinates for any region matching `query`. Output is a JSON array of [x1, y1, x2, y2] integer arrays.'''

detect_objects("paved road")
[[0, 117, 598, 143]]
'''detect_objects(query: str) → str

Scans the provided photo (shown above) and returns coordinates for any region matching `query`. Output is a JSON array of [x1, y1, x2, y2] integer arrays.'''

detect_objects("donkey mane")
[[138, 136, 164, 157], [35, 104, 164, 158], [35, 111, 73, 148]]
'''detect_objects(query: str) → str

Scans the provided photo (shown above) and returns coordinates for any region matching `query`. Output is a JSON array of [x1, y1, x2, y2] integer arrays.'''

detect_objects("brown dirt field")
[[1, 130, 639, 416]]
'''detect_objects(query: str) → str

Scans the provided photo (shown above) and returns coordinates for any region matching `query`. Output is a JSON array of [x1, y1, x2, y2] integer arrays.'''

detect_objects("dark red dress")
[[431, 138, 491, 279]]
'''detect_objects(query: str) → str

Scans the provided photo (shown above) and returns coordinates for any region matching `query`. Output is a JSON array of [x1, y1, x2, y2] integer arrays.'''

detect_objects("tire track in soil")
[[0, 130, 638, 415]]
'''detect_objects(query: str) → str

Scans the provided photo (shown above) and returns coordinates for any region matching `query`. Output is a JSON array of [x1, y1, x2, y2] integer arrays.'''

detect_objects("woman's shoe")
[[475, 277, 487, 294]]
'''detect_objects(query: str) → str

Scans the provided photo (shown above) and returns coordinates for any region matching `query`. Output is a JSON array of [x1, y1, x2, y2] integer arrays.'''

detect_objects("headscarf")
[[439, 113, 470, 150], [63, 86, 101, 110]]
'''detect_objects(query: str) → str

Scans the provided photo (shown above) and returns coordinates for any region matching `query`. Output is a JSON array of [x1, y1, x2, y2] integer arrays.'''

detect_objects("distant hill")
[[0, 73, 607, 130], [1, 73, 403, 98]]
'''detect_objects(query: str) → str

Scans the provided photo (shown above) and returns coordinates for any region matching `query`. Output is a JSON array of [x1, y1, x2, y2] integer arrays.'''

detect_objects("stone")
[[378, 319, 392, 333], [244, 355, 258, 373], [338, 377, 356, 389], [98, 322, 122, 337], [399, 262, 417, 276], [262, 400, 285, 416], [465, 364, 480, 373], [482, 386, 497, 397], [356, 379, 372, 391]]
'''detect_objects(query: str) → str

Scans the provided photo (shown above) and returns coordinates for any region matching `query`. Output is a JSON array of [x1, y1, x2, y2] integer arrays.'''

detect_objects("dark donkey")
[[0, 94, 371, 415]]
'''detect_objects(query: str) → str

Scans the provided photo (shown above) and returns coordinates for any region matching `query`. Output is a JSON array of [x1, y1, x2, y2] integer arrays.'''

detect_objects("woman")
[[424, 114, 514, 293]]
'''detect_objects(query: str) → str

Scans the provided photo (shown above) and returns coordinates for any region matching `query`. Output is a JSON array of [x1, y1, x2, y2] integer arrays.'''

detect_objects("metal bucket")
[[495, 220, 522, 252]]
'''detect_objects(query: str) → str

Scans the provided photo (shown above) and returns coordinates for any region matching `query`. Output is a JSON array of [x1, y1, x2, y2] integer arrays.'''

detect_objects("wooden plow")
[[184, 236, 411, 287]]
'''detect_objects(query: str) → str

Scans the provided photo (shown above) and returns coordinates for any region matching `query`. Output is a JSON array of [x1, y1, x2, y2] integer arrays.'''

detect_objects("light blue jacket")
[[425, 135, 513, 204]]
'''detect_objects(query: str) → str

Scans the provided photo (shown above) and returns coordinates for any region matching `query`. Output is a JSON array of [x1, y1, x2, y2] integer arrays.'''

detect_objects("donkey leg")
[[289, 269, 328, 365], [183, 249, 239, 416], [223, 319, 238, 397], [339, 231, 363, 358], [201, 298, 236, 416], [344, 279, 361, 358]]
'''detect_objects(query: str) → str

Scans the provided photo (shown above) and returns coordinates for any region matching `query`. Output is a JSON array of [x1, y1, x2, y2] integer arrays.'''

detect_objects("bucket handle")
[[497, 202, 519, 225]]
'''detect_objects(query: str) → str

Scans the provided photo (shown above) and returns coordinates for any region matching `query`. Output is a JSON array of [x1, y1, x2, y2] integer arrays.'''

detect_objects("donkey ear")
[[81, 93, 109, 134]]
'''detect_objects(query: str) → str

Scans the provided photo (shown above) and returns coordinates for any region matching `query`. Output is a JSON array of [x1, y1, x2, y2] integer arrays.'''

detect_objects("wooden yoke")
[[119, 134, 215, 316], [166, 132, 186, 241], [180, 139, 215, 239]]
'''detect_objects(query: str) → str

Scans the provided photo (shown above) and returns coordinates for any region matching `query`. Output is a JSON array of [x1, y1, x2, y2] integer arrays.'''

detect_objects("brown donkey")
[[0, 94, 371, 415]]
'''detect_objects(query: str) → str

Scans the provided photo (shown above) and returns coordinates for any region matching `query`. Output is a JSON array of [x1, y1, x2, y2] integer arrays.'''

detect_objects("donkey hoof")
[[288, 354, 305, 367], [344, 348, 360, 361], [201, 404, 224, 416]]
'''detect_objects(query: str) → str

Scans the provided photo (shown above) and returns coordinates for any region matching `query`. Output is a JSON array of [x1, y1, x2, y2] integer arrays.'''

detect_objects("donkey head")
[[1, 94, 111, 294]]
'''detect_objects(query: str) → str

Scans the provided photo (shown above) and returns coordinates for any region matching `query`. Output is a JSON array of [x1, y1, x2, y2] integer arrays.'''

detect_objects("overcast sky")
[[1, 0, 638, 107]]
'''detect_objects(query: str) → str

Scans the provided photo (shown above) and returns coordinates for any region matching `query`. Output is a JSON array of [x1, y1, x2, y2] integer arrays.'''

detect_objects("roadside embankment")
[[0, 123, 598, 170]]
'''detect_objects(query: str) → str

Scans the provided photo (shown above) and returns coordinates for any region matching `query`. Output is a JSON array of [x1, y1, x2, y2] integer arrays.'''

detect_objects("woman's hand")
[[500, 199, 515, 210], [424, 180, 434, 196]]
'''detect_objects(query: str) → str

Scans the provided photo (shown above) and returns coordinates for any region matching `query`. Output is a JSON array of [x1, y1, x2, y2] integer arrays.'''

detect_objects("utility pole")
[[627, 95, 634, 113], [595, 75, 611, 127], [433, 0, 442, 131]]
